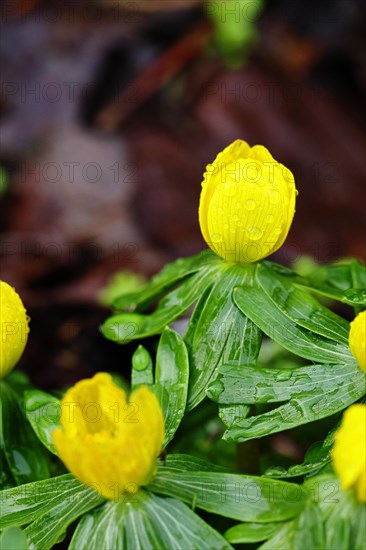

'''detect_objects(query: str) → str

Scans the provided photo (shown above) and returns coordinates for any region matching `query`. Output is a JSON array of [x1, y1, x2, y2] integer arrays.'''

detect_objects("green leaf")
[[351, 504, 366, 550], [69, 500, 126, 550], [0, 527, 29, 550], [350, 259, 366, 290], [102, 264, 221, 343], [350, 259, 366, 313], [98, 270, 146, 307], [0, 474, 103, 530], [306, 261, 354, 291], [219, 403, 251, 430], [131, 330, 189, 447], [0, 380, 50, 484], [257, 263, 350, 344], [157, 453, 227, 473], [149, 469, 307, 522], [225, 521, 282, 543], [206, 0, 263, 68], [259, 502, 325, 549], [4, 371, 32, 394], [304, 474, 365, 550], [131, 346, 154, 389], [138, 491, 232, 550], [212, 362, 365, 442], [265, 425, 336, 478], [0, 166, 8, 195], [293, 501, 325, 549], [258, 520, 295, 549], [70, 490, 232, 550], [113, 251, 218, 310], [209, 362, 363, 404], [233, 285, 352, 363], [24, 481, 103, 550], [294, 259, 366, 308], [23, 390, 61, 455], [153, 328, 189, 446], [185, 263, 262, 410], [0, 448, 16, 489]]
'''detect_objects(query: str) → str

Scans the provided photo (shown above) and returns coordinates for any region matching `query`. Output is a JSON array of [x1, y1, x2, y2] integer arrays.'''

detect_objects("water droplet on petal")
[[223, 181, 237, 197], [265, 214, 274, 224], [232, 214, 239, 222], [212, 233, 222, 243], [235, 201, 243, 210], [272, 227, 282, 236], [247, 226, 263, 240], [245, 199, 256, 211], [269, 191, 280, 204]]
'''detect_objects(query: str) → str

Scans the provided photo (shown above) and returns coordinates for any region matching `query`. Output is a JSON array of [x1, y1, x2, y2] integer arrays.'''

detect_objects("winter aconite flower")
[[53, 373, 164, 500], [0, 281, 29, 378], [199, 139, 297, 263], [331, 404, 366, 502], [349, 310, 366, 372]]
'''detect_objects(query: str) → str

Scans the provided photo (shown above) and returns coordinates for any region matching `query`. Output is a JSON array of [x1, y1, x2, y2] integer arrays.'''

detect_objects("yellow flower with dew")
[[349, 310, 366, 372], [199, 139, 297, 263], [53, 373, 164, 500], [331, 404, 366, 502], [0, 281, 29, 378]]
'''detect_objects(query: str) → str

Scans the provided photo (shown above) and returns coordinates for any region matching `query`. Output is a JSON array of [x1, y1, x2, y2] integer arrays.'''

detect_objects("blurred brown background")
[[1, 0, 365, 387]]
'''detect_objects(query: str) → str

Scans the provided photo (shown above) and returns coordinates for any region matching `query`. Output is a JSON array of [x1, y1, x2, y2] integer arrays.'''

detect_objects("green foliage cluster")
[[0, 253, 365, 549]]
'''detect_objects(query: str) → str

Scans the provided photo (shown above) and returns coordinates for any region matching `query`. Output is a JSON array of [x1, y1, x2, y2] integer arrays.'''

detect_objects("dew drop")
[[207, 379, 225, 399], [265, 466, 287, 477], [273, 227, 282, 236], [223, 181, 237, 197], [245, 199, 256, 211], [232, 214, 239, 222], [235, 201, 243, 210], [132, 346, 151, 371], [265, 214, 274, 223], [256, 178, 266, 187], [247, 226, 263, 240], [212, 233, 222, 243], [344, 289, 366, 305], [269, 191, 280, 204]]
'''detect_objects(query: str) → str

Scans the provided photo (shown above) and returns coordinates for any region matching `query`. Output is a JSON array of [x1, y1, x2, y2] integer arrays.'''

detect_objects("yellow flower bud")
[[349, 310, 366, 372], [0, 281, 29, 378], [199, 140, 297, 263], [331, 404, 366, 502], [53, 373, 164, 500]]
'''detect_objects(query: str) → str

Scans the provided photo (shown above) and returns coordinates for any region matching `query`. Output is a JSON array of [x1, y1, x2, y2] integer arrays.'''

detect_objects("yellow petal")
[[349, 310, 366, 372], [331, 404, 366, 502], [53, 374, 164, 500], [199, 140, 297, 263], [199, 140, 251, 245], [0, 281, 29, 378]]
